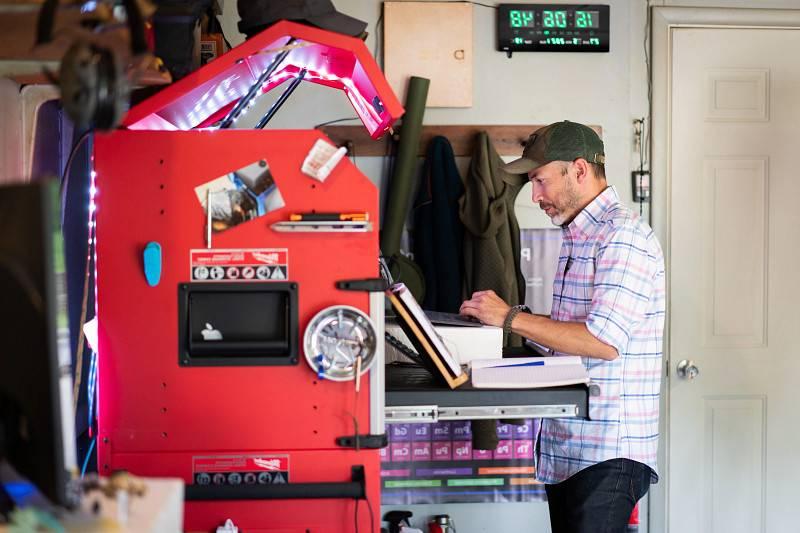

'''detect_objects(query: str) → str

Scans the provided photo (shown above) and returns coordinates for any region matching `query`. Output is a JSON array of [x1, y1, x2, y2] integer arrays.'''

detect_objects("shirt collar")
[[562, 185, 619, 240]]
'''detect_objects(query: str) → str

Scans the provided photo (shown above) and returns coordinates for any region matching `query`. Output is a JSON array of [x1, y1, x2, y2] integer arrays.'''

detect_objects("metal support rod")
[[185, 465, 366, 501], [218, 38, 296, 129], [255, 68, 307, 129], [185, 480, 365, 501]]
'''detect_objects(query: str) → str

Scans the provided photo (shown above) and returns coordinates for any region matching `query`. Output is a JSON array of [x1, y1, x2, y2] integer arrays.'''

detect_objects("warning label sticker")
[[192, 454, 290, 486], [190, 249, 288, 282]]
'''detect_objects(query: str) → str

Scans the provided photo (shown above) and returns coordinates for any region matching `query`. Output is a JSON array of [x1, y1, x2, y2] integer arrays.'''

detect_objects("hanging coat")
[[413, 136, 464, 313], [459, 131, 526, 345]]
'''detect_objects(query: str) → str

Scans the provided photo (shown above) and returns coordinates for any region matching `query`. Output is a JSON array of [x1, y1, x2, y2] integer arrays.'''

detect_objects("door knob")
[[676, 359, 699, 380]]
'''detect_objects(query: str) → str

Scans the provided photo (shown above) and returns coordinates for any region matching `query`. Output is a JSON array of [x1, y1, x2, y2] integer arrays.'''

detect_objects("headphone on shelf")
[[35, 0, 149, 131]]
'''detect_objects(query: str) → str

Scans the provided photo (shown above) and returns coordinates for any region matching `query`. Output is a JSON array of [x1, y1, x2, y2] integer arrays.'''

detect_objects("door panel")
[[670, 27, 800, 533]]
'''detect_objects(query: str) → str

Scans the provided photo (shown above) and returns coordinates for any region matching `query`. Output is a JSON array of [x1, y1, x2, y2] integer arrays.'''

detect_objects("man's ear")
[[573, 158, 590, 184]]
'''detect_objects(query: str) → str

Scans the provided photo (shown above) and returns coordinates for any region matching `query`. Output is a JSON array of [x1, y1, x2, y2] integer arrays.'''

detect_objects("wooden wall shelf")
[[318, 124, 602, 158]]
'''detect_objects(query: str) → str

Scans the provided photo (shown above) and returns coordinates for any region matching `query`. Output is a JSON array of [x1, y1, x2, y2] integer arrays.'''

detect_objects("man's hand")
[[459, 290, 511, 328]]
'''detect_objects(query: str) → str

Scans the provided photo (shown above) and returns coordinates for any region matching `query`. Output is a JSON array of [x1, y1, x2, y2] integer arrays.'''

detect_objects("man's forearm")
[[511, 312, 618, 360]]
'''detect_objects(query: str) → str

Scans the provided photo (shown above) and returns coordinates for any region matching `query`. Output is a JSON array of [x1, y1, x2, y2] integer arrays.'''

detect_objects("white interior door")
[[669, 26, 800, 533]]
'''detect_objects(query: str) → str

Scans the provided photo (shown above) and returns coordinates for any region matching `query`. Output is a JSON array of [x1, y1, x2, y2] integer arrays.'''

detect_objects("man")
[[459, 121, 665, 533]]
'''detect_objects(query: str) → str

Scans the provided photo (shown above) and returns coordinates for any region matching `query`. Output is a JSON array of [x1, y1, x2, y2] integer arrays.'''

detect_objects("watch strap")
[[503, 304, 530, 336]]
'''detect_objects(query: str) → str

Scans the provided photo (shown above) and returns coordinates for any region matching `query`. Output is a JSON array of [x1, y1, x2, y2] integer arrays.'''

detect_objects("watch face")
[[303, 305, 377, 381]]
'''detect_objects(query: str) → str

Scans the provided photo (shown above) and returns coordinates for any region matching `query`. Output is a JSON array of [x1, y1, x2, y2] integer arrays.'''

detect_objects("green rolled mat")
[[380, 75, 430, 257]]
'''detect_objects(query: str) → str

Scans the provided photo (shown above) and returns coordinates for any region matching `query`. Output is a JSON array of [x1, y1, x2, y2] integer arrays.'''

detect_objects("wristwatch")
[[503, 304, 531, 336]]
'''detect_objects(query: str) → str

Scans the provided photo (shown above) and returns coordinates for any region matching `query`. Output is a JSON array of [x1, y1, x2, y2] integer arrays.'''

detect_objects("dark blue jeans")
[[545, 458, 652, 533]]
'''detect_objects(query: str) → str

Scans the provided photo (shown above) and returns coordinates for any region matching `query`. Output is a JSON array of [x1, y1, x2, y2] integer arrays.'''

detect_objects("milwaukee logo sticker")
[[253, 458, 283, 471], [190, 249, 288, 282]]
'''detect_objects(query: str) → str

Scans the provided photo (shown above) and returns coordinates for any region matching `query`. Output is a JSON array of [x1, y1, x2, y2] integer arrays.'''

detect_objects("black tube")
[[255, 69, 307, 129], [218, 38, 295, 129], [185, 480, 365, 501]]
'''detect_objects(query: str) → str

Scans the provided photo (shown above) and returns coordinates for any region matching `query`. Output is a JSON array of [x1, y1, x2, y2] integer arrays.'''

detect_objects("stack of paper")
[[470, 356, 589, 389], [385, 322, 502, 365]]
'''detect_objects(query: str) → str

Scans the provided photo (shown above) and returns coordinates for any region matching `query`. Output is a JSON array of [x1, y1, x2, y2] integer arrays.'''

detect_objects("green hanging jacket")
[[459, 131, 526, 346]]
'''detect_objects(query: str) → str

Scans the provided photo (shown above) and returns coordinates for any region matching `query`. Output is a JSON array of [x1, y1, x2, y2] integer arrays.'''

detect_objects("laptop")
[[424, 310, 483, 327], [378, 256, 482, 328]]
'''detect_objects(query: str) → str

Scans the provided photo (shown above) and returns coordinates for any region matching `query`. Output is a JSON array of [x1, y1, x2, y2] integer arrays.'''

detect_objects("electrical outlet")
[[631, 170, 651, 202]]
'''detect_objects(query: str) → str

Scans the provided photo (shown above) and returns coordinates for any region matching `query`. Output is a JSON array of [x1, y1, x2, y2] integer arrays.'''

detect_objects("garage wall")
[[218, 2, 648, 531], [220, 0, 651, 231]]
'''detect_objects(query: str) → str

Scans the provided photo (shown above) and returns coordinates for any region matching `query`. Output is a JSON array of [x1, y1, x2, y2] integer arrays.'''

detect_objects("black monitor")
[[0, 180, 77, 510]]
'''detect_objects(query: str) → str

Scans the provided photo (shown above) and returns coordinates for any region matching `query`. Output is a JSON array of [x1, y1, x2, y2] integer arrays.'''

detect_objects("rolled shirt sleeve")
[[586, 223, 657, 356]]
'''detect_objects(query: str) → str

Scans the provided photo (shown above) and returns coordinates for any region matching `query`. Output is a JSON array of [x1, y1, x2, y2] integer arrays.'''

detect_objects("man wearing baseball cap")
[[460, 121, 666, 533]]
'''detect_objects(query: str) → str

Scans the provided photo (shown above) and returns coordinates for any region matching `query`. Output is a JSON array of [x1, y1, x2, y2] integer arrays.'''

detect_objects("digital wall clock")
[[497, 4, 610, 55]]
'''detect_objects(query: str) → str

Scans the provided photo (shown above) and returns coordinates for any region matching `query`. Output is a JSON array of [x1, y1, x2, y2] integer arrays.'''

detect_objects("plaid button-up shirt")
[[536, 186, 666, 484]]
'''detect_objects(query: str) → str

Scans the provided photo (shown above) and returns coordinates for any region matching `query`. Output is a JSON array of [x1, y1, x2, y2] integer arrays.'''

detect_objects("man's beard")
[[541, 181, 581, 226]]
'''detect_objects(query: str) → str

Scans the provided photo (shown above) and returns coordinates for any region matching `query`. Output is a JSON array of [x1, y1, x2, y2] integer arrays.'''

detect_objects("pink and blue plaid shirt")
[[536, 186, 666, 484]]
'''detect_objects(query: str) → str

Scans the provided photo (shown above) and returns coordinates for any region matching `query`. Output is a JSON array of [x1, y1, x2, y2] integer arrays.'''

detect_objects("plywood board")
[[384, 1, 473, 108]]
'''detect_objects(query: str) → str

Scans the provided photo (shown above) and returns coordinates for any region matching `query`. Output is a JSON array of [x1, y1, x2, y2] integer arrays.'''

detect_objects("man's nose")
[[531, 183, 544, 203]]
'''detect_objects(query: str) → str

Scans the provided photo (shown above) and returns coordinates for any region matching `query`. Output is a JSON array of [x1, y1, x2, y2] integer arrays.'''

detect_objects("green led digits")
[[509, 10, 534, 28], [522, 10, 534, 27], [575, 10, 599, 29], [543, 10, 567, 28]]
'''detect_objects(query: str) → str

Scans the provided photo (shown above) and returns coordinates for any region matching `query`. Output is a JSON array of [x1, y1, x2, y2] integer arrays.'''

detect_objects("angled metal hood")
[[122, 20, 403, 138]]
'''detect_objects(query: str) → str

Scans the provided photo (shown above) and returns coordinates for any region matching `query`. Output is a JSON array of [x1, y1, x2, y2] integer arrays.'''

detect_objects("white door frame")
[[650, 6, 800, 533]]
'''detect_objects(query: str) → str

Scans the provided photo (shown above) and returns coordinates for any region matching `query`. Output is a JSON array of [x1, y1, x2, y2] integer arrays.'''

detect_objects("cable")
[[354, 496, 376, 533], [644, 3, 652, 170], [59, 129, 94, 417], [466, 1, 498, 8], [71, 211, 95, 418], [437, 0, 498, 8], [380, 121, 398, 229], [59, 131, 92, 226], [366, 496, 376, 533], [313, 117, 360, 129], [644, 2, 653, 226], [354, 497, 360, 533], [635, 117, 646, 217], [87, 350, 98, 437], [373, 10, 383, 67], [385, 332, 426, 367], [415, 0, 498, 8], [349, 141, 357, 167], [80, 437, 96, 479]]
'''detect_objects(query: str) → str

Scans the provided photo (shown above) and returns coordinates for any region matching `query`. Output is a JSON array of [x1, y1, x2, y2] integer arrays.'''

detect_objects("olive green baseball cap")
[[502, 120, 605, 185]]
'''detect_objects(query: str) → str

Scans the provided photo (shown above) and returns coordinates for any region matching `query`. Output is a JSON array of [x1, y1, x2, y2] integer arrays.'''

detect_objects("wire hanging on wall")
[[644, 2, 653, 225]]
